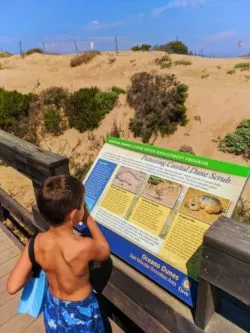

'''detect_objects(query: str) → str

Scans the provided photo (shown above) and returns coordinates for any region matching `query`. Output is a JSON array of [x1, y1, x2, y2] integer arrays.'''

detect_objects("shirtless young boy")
[[7, 175, 110, 332]]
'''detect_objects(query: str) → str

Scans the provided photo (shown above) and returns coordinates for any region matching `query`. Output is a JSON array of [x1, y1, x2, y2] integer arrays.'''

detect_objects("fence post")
[[115, 36, 118, 55], [19, 41, 24, 58], [74, 39, 79, 54], [42, 40, 46, 54]]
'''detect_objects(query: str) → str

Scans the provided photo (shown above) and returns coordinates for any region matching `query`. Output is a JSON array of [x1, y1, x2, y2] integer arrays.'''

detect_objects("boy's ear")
[[69, 209, 79, 224]]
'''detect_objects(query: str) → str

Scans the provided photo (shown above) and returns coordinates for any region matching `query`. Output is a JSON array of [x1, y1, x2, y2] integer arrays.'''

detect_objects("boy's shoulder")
[[36, 230, 95, 252]]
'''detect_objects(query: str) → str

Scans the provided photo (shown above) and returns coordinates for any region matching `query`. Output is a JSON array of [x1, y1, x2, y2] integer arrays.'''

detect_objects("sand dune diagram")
[[142, 176, 183, 208], [112, 166, 146, 193]]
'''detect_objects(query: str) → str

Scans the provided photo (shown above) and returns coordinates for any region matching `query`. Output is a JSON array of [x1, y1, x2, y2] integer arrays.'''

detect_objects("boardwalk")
[[0, 228, 123, 333], [0, 228, 44, 333]]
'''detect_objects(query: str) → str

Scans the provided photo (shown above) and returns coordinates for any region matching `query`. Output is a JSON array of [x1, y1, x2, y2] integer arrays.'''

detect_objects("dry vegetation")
[[0, 51, 12, 58], [128, 72, 188, 142], [25, 48, 44, 56], [70, 51, 101, 67], [234, 62, 250, 71], [154, 55, 172, 68], [174, 59, 192, 66]]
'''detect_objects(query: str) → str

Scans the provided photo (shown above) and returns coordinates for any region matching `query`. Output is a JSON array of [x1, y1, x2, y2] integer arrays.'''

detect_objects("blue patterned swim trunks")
[[43, 289, 104, 333]]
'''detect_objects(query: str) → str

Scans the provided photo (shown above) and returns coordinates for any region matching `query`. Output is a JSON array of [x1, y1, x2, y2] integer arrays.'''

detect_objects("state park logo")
[[181, 278, 191, 291]]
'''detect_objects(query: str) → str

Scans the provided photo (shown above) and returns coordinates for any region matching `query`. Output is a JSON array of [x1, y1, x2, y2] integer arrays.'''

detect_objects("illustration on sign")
[[76, 137, 250, 306]]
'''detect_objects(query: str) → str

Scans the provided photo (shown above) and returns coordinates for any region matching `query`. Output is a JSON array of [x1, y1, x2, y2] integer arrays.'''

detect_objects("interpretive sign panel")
[[76, 137, 250, 306]]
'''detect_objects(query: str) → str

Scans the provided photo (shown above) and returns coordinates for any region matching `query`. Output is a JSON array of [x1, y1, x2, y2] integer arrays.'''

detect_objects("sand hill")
[[0, 51, 249, 211]]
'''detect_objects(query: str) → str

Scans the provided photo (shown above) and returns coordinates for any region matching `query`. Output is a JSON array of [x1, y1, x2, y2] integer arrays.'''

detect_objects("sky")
[[0, 0, 250, 57]]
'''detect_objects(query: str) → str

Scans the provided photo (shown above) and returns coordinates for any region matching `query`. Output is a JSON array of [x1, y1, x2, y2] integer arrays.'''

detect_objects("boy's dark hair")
[[37, 175, 85, 226]]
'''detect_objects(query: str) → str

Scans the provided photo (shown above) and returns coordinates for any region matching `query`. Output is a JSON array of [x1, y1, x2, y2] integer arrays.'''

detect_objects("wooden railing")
[[0, 129, 249, 333]]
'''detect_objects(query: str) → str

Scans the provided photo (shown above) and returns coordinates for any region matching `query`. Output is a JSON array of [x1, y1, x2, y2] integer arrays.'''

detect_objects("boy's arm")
[[84, 215, 110, 262], [7, 244, 33, 295]]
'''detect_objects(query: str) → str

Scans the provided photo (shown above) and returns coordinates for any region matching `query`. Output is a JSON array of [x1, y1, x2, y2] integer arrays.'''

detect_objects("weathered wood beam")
[[0, 130, 70, 192], [0, 188, 38, 233], [195, 216, 250, 330]]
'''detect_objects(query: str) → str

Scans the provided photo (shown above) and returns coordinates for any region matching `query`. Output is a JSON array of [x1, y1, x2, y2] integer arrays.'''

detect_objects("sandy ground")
[[0, 51, 249, 210]]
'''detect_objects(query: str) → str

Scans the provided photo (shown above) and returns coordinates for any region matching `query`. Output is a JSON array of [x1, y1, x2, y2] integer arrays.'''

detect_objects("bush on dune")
[[131, 44, 151, 52], [67, 87, 118, 132], [0, 88, 39, 144], [218, 119, 250, 159], [155, 55, 172, 69], [175, 59, 192, 66], [25, 48, 44, 56], [127, 72, 188, 143], [44, 109, 62, 135], [154, 41, 189, 55], [41, 87, 69, 107], [70, 51, 101, 67], [95, 91, 118, 114], [0, 51, 12, 58], [234, 62, 250, 71], [0, 88, 34, 131]]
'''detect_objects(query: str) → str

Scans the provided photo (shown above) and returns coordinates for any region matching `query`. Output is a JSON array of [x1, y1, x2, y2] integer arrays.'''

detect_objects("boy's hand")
[[82, 202, 90, 225]]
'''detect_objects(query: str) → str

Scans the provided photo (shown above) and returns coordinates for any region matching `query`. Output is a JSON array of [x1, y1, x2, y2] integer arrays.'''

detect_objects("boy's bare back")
[[35, 230, 93, 301]]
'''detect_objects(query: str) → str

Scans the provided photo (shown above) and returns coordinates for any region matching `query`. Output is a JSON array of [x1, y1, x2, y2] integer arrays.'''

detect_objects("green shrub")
[[70, 51, 101, 67], [155, 55, 172, 69], [67, 87, 99, 132], [218, 119, 250, 159], [131, 44, 151, 52], [44, 109, 62, 135], [0, 51, 12, 58], [25, 48, 44, 56], [41, 87, 69, 107], [95, 91, 118, 114], [227, 69, 236, 75], [174, 59, 192, 66], [154, 41, 189, 55], [111, 86, 126, 95], [0, 88, 33, 132], [179, 145, 195, 155], [234, 62, 250, 71], [127, 72, 188, 143], [67, 87, 117, 132]]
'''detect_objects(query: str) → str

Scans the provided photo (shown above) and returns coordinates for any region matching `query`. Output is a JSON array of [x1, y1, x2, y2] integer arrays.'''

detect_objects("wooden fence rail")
[[0, 129, 249, 333]]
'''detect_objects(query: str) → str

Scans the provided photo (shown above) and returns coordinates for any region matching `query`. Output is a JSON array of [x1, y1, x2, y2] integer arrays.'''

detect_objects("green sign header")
[[106, 137, 250, 178]]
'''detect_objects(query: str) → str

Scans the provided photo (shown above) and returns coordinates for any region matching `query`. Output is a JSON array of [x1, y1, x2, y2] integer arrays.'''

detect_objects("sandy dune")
[[0, 51, 249, 210]]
